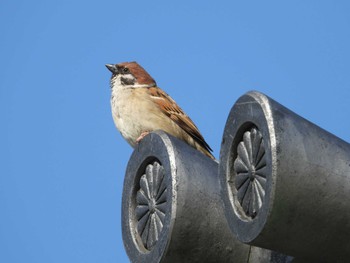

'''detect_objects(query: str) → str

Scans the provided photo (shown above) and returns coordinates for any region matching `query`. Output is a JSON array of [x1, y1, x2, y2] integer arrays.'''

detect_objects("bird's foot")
[[136, 131, 150, 143]]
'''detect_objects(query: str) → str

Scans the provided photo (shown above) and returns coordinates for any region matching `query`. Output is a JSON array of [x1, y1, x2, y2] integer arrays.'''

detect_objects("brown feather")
[[118, 62, 156, 86], [147, 86, 213, 154]]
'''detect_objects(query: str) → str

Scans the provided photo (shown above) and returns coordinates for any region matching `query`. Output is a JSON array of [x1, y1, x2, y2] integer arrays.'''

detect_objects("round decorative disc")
[[232, 126, 267, 219], [135, 161, 167, 250]]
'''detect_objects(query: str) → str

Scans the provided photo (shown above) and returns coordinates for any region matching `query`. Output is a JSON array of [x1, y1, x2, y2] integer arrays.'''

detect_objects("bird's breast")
[[111, 88, 168, 146]]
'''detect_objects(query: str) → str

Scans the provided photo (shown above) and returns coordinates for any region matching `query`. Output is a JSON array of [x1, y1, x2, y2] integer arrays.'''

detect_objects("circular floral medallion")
[[135, 161, 167, 250], [233, 126, 267, 219]]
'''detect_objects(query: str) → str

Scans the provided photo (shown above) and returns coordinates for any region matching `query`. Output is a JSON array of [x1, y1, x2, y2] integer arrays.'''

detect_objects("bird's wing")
[[147, 86, 213, 152]]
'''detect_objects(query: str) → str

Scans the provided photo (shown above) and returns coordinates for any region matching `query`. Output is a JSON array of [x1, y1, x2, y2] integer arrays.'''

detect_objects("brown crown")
[[118, 61, 156, 86]]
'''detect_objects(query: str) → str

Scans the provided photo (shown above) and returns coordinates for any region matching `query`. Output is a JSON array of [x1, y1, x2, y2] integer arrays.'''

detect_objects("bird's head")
[[106, 61, 156, 90]]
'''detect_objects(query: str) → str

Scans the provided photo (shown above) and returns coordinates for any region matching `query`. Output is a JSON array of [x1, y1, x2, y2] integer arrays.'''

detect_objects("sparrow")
[[106, 61, 214, 160]]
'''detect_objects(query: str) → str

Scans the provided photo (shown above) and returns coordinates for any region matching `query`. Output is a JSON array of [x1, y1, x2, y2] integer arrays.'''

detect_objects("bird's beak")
[[105, 64, 118, 74]]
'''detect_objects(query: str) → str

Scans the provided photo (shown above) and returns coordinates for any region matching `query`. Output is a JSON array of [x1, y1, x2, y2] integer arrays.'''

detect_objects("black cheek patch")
[[121, 77, 135, 86]]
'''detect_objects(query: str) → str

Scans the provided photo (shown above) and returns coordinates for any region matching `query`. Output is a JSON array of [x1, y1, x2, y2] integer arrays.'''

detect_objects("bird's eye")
[[123, 67, 130, 73]]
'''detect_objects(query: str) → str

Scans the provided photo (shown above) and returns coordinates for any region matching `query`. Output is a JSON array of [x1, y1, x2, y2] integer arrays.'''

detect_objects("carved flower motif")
[[233, 127, 267, 218], [135, 161, 167, 250]]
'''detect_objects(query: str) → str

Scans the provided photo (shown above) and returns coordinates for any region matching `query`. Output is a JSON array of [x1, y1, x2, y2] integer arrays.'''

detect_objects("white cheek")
[[111, 75, 151, 91], [122, 74, 135, 82], [111, 74, 135, 87]]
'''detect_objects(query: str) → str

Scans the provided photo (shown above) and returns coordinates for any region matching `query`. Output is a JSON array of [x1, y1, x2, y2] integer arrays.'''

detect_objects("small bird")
[[106, 61, 214, 159]]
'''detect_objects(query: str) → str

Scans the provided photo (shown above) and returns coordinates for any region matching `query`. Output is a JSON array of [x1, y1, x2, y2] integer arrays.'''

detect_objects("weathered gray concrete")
[[220, 91, 350, 262], [122, 131, 292, 262]]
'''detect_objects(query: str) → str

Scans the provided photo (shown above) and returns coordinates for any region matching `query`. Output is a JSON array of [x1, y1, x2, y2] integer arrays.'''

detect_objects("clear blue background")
[[1, 1, 350, 262]]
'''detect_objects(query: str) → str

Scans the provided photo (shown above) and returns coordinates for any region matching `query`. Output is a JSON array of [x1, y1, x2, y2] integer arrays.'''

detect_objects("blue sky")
[[1, 1, 350, 262]]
